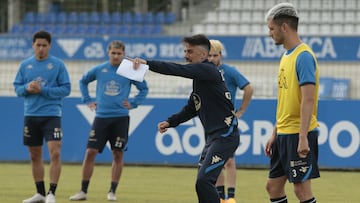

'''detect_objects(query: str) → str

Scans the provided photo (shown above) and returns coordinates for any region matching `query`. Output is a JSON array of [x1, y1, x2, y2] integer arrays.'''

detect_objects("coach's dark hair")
[[33, 30, 51, 44], [182, 34, 211, 52]]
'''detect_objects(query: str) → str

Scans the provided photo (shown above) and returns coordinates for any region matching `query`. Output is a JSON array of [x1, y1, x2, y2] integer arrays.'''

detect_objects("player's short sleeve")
[[296, 51, 316, 86]]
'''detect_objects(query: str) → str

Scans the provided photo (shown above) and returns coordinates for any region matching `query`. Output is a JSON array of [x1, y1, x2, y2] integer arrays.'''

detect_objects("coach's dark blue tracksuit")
[[147, 59, 240, 203]]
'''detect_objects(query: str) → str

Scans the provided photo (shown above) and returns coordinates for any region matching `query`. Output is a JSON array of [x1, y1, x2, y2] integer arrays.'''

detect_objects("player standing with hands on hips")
[[132, 34, 239, 203], [69, 40, 148, 201], [264, 3, 320, 203], [208, 39, 253, 203], [13, 30, 71, 203]]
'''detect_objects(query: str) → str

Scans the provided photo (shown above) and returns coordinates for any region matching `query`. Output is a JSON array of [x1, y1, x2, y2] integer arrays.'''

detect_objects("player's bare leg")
[[111, 150, 124, 183], [294, 180, 315, 202], [23, 146, 47, 203], [82, 148, 98, 180], [29, 146, 45, 183], [69, 148, 98, 201], [266, 176, 287, 203], [46, 140, 61, 202], [48, 141, 62, 185], [107, 150, 124, 201]]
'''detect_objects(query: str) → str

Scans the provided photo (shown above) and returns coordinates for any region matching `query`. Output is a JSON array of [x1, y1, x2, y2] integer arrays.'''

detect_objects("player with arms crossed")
[[69, 40, 148, 201], [13, 30, 71, 203], [132, 34, 239, 203], [208, 39, 253, 203], [264, 3, 320, 203]]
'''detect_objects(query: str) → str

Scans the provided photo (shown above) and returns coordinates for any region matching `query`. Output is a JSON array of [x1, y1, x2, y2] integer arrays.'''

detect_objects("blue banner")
[[0, 36, 359, 61], [0, 97, 359, 169]]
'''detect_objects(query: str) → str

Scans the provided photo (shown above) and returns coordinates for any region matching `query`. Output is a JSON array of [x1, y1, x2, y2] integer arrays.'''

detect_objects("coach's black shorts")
[[87, 116, 129, 153], [269, 130, 320, 183], [23, 116, 62, 146]]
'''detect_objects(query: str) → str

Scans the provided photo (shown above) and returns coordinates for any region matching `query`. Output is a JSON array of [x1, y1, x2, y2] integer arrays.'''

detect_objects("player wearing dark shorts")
[[69, 40, 148, 201], [87, 116, 129, 152], [24, 117, 62, 146], [14, 30, 71, 203], [269, 130, 320, 183]]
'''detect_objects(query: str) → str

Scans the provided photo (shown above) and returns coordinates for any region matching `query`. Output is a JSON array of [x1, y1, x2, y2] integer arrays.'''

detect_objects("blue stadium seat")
[[35, 12, 47, 24], [142, 24, 154, 35], [10, 24, 22, 33], [152, 24, 162, 35], [122, 12, 133, 24], [87, 25, 99, 35], [43, 24, 55, 33], [143, 24, 164, 35], [107, 26, 121, 35], [89, 11, 100, 24], [100, 12, 111, 24], [155, 12, 165, 24], [110, 12, 122, 24], [22, 24, 36, 34], [133, 12, 143, 24], [33, 24, 45, 32], [165, 12, 176, 24], [76, 24, 88, 34], [78, 12, 89, 24], [57, 12, 67, 24], [143, 12, 154, 24], [47, 13, 58, 24], [97, 24, 109, 34], [67, 12, 78, 24], [130, 25, 143, 35], [23, 12, 35, 24], [118, 25, 131, 35], [53, 24, 66, 34], [39, 13, 57, 24], [63, 25, 77, 34]]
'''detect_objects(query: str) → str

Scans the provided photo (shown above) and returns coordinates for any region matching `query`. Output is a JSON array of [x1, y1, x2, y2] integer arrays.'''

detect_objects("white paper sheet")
[[116, 58, 149, 82]]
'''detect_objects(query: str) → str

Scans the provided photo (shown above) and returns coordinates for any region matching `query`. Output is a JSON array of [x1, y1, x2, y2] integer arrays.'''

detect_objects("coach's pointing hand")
[[158, 121, 169, 133]]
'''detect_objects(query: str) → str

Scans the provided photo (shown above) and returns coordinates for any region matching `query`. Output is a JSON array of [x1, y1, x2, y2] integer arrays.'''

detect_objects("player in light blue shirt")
[[13, 30, 71, 203], [70, 40, 148, 201], [208, 39, 253, 203]]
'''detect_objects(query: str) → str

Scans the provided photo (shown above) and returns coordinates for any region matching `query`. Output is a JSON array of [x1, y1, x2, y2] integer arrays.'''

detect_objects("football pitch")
[[1, 163, 359, 202]]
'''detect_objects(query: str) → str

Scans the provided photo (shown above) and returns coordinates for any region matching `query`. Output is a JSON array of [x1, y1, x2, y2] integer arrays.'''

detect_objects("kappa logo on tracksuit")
[[211, 155, 222, 164]]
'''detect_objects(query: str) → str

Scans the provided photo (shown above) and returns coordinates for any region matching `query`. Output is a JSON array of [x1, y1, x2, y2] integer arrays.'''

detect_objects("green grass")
[[1, 163, 359, 202]]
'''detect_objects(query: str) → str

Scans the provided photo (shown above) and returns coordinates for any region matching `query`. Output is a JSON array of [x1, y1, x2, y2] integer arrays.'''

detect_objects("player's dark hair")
[[33, 30, 51, 44], [182, 34, 211, 52], [108, 40, 125, 51], [273, 15, 299, 31]]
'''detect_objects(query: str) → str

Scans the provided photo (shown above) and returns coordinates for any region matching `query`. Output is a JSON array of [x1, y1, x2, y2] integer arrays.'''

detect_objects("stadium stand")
[[57, 12, 67, 24], [67, 12, 79, 24], [191, 0, 360, 36], [16, 0, 359, 37], [110, 12, 121, 24], [9, 10, 176, 36]]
